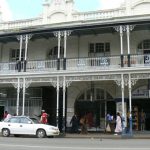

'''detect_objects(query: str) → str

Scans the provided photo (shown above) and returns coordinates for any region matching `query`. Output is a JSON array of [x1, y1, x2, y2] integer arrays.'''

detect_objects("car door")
[[18, 117, 34, 135], [6, 117, 20, 134]]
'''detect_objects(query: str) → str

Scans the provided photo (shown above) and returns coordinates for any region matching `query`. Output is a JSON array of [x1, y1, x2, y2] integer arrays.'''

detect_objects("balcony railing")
[[26, 60, 57, 72], [0, 62, 17, 73], [0, 54, 149, 74], [66, 56, 121, 71]]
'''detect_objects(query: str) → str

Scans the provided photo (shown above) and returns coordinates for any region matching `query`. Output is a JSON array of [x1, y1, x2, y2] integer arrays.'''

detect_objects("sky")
[[0, 0, 124, 21]]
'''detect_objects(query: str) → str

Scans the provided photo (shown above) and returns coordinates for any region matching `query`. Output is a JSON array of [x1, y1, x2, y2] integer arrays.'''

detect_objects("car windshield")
[[30, 118, 40, 124]]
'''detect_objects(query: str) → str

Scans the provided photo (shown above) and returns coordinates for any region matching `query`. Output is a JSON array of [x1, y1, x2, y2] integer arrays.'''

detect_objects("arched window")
[[138, 39, 150, 54], [48, 46, 64, 59]]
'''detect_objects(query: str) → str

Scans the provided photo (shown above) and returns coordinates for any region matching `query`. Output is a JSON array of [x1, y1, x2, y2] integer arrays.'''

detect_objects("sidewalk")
[[64, 131, 150, 139]]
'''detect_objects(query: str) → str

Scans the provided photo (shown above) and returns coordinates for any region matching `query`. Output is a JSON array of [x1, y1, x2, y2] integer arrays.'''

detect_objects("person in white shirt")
[[6, 112, 12, 119]]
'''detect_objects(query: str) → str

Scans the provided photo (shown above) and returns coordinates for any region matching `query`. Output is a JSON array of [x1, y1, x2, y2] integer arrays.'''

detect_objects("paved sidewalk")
[[1, 131, 150, 139], [64, 131, 150, 139]]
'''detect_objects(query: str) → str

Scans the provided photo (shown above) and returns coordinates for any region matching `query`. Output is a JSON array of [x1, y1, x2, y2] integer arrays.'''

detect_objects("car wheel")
[[36, 129, 46, 138], [2, 129, 10, 137]]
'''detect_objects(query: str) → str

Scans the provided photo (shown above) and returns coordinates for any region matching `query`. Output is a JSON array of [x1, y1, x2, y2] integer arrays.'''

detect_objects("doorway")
[[0, 106, 4, 120], [42, 87, 57, 126], [75, 87, 114, 131], [132, 99, 150, 131], [75, 100, 102, 129]]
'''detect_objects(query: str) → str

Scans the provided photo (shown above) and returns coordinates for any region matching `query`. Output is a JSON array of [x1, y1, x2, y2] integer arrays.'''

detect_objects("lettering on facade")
[[132, 86, 149, 98], [144, 55, 150, 65]]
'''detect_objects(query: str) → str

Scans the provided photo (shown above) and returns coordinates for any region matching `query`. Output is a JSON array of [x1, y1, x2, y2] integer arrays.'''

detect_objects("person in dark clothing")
[[70, 114, 79, 133]]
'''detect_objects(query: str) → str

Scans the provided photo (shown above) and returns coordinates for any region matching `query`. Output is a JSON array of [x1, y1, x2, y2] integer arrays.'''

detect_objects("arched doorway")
[[75, 87, 115, 131]]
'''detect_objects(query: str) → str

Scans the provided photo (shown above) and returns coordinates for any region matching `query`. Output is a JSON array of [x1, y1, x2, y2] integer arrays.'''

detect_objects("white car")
[[0, 116, 60, 138]]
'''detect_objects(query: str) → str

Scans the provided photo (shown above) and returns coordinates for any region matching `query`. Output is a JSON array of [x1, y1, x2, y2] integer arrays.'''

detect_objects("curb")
[[64, 133, 150, 139]]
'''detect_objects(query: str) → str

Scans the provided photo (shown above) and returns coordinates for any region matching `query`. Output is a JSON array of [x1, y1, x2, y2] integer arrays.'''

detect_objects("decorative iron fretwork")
[[53, 31, 64, 37], [124, 74, 129, 86], [115, 79, 121, 86], [131, 79, 138, 86], [128, 25, 135, 31], [131, 73, 150, 80], [17, 34, 33, 41], [114, 25, 135, 32], [53, 30, 72, 37], [66, 74, 121, 82], [66, 81, 72, 87]]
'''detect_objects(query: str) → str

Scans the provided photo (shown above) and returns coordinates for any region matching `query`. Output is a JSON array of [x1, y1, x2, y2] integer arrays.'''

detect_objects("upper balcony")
[[0, 54, 149, 76]]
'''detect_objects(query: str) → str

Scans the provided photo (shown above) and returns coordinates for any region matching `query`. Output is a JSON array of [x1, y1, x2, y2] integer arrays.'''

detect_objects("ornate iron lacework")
[[66, 74, 121, 82], [131, 73, 150, 79], [115, 74, 137, 87], [114, 25, 135, 32], [53, 30, 72, 37], [124, 74, 129, 86]]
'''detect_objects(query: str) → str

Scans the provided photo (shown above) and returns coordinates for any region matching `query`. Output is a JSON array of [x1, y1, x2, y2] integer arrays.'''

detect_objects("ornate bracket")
[[115, 74, 138, 87], [115, 79, 121, 86], [114, 25, 135, 32], [53, 30, 72, 37], [17, 34, 32, 41], [11, 78, 32, 89]]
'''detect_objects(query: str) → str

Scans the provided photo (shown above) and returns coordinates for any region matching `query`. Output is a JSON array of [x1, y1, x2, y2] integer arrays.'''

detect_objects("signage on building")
[[99, 57, 110, 66], [132, 86, 149, 98], [144, 55, 150, 65]]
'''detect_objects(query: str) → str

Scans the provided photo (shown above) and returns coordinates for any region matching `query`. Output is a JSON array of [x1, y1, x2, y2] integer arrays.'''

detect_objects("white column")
[[128, 74, 132, 116], [121, 74, 125, 118], [22, 78, 26, 115], [56, 76, 59, 127], [126, 25, 130, 55], [16, 78, 20, 115], [120, 26, 123, 55], [19, 35, 23, 61], [58, 31, 61, 59], [64, 31, 67, 58], [63, 76, 66, 118], [121, 74, 126, 131], [24, 35, 28, 61]]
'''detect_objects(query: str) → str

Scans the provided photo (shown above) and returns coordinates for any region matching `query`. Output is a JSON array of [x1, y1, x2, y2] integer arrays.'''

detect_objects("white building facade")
[[0, 0, 150, 133]]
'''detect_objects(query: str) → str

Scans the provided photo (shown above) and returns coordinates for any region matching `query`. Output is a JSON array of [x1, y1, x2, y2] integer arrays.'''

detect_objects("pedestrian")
[[80, 115, 88, 134], [70, 114, 79, 133], [3, 111, 8, 119], [114, 112, 122, 135], [86, 112, 93, 128], [106, 113, 112, 133], [40, 110, 48, 124], [140, 109, 146, 131], [3, 111, 11, 119]]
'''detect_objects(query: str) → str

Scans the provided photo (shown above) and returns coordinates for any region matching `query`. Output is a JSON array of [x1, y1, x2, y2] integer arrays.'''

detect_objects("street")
[[0, 136, 150, 150]]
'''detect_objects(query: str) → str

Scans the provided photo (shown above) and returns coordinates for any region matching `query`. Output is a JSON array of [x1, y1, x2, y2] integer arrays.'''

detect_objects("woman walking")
[[114, 112, 122, 135]]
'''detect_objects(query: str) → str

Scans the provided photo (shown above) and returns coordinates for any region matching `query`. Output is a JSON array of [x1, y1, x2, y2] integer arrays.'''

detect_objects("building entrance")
[[75, 87, 114, 131], [42, 87, 57, 126], [132, 99, 150, 131], [0, 106, 4, 120], [75, 101, 104, 130], [75, 100, 116, 131]]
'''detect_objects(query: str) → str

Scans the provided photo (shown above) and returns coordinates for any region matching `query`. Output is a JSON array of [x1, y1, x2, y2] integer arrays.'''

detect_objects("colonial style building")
[[0, 0, 150, 133]]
